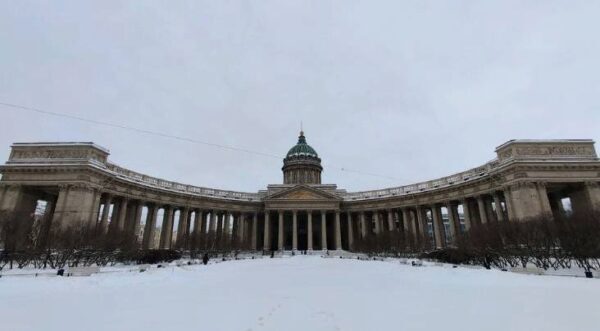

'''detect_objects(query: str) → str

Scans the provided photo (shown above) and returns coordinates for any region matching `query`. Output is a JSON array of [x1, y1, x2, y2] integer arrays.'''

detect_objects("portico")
[[263, 185, 343, 251]]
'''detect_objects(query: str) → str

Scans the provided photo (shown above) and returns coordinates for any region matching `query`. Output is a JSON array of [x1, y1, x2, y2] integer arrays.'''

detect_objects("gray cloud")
[[1, 1, 599, 192]]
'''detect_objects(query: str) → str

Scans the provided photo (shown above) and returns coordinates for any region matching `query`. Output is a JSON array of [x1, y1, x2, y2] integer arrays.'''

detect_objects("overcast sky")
[[1, 1, 599, 193]]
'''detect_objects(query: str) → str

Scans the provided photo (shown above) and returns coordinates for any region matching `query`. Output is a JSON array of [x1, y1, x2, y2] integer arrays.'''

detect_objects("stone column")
[[132, 201, 144, 245], [461, 199, 472, 231], [503, 187, 516, 221], [263, 211, 271, 251], [50, 185, 69, 231], [0, 185, 18, 212], [251, 212, 258, 250], [506, 182, 553, 221], [347, 212, 354, 250], [225, 212, 232, 246], [446, 202, 459, 243], [125, 201, 136, 236], [416, 206, 427, 239], [88, 189, 102, 230], [401, 208, 410, 237], [278, 210, 284, 251], [387, 209, 395, 232], [373, 211, 380, 234], [98, 193, 113, 234], [292, 210, 298, 251], [238, 213, 246, 245], [409, 209, 418, 242], [476, 196, 488, 224], [175, 207, 189, 248], [241, 214, 247, 243], [0, 185, 7, 210], [432, 205, 445, 249], [321, 210, 327, 250], [216, 212, 224, 244], [211, 210, 218, 232], [116, 198, 129, 233], [200, 210, 212, 249], [185, 209, 193, 247], [360, 211, 367, 238], [194, 210, 203, 238], [334, 210, 342, 250], [43, 185, 94, 232], [107, 199, 121, 234], [492, 193, 505, 222], [401, 209, 410, 233], [142, 205, 158, 249], [159, 206, 174, 249], [307, 211, 313, 250], [231, 213, 238, 242], [537, 182, 553, 219], [583, 182, 600, 212], [202, 211, 208, 234]]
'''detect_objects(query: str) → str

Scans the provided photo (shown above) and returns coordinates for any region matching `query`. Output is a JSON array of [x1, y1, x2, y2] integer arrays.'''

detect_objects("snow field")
[[1, 255, 599, 331]]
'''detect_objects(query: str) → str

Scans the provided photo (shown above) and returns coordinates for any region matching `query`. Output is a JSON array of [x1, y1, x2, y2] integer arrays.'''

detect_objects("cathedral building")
[[0, 133, 599, 251]]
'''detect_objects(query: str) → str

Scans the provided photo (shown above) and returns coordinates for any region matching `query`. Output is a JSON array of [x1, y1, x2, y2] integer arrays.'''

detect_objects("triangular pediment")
[[266, 185, 340, 201]]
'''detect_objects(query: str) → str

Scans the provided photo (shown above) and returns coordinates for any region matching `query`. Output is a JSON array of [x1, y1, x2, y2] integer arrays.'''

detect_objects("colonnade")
[[3, 182, 595, 252], [67, 185, 579, 251], [262, 210, 343, 251], [348, 190, 512, 249], [95, 193, 259, 250]]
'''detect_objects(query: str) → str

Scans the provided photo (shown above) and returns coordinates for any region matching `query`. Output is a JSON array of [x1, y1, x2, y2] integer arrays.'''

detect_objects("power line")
[[0, 101, 403, 182], [0, 101, 281, 159]]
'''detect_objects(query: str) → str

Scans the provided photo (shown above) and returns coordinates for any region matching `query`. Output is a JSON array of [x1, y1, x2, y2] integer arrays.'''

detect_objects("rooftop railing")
[[104, 158, 506, 202], [105, 163, 264, 202], [342, 158, 503, 201]]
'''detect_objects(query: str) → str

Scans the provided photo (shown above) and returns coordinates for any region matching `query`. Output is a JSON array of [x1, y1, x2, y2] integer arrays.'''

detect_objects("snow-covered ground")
[[1, 256, 599, 331]]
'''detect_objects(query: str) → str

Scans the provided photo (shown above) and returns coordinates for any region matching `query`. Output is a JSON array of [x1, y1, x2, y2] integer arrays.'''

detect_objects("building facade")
[[1, 133, 599, 251]]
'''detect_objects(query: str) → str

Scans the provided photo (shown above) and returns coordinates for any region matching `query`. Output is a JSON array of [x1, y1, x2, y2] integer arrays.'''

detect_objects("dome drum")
[[282, 131, 323, 185]]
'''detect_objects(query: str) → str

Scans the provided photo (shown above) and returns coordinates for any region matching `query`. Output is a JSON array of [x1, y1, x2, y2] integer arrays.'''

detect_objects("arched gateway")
[[0, 134, 599, 251]]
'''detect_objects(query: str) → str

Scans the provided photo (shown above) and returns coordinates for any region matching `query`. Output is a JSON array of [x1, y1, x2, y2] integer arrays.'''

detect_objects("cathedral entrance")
[[297, 213, 308, 251]]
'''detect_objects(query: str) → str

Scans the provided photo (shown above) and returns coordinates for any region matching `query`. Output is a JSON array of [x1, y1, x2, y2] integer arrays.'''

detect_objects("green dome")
[[286, 131, 319, 158]]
